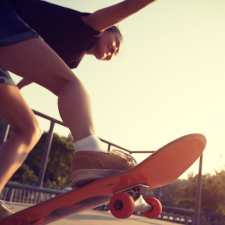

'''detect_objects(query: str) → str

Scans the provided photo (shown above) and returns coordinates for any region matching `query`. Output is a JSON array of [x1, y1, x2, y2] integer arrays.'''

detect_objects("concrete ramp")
[[7, 203, 179, 225], [57, 210, 180, 225]]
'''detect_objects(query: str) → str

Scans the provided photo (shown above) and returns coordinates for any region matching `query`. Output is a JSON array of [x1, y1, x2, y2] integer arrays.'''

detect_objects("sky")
[[11, 0, 225, 177]]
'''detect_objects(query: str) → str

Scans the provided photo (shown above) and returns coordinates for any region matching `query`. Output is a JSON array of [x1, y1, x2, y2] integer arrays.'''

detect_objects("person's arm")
[[82, 0, 155, 31]]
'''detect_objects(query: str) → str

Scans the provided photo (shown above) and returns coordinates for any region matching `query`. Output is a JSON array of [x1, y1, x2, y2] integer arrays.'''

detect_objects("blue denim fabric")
[[0, 1, 38, 46], [0, 69, 15, 85]]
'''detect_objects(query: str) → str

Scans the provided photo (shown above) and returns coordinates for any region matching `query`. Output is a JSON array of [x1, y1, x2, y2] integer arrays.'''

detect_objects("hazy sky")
[[12, 0, 225, 177]]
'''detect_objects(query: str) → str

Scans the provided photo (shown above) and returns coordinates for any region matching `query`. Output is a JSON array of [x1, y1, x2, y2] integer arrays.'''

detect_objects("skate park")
[[0, 110, 204, 225], [0, 1, 224, 224]]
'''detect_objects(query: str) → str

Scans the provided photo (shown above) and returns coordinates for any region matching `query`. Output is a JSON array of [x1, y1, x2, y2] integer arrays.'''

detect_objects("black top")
[[10, 0, 101, 68]]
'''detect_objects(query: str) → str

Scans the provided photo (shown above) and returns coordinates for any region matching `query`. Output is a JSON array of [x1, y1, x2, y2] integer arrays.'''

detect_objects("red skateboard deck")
[[0, 133, 206, 225]]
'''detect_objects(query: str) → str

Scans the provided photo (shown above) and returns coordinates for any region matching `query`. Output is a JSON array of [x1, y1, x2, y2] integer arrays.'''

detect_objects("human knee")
[[55, 76, 87, 97], [15, 119, 41, 149], [28, 122, 41, 146]]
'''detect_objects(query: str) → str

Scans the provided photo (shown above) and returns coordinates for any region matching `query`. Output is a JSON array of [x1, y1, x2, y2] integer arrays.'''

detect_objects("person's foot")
[[0, 201, 13, 219], [71, 149, 137, 187]]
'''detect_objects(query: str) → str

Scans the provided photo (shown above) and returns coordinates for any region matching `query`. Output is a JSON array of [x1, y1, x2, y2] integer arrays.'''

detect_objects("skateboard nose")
[[190, 133, 207, 149], [133, 133, 207, 189], [187, 133, 207, 155]]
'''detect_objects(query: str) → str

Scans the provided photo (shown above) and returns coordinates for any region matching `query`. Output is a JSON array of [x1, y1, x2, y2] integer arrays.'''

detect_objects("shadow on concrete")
[[69, 213, 115, 221], [67, 212, 163, 225]]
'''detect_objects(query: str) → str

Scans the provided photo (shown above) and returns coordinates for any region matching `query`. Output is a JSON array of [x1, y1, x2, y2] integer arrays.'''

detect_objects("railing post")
[[4, 186, 13, 202], [0, 122, 10, 144], [107, 144, 111, 152], [38, 121, 55, 187], [194, 154, 203, 225]]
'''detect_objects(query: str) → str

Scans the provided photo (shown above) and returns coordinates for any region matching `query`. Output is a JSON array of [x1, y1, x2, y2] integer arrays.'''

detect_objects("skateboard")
[[0, 133, 206, 225]]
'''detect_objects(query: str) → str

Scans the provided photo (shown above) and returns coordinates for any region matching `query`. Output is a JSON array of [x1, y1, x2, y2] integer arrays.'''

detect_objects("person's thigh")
[[0, 37, 76, 95]]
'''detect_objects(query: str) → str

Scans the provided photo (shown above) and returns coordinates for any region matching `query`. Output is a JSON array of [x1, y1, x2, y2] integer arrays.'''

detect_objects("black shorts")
[[0, 1, 39, 47]]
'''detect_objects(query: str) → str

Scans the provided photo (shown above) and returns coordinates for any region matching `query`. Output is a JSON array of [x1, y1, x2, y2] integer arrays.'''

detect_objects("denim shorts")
[[0, 1, 39, 47], [0, 69, 15, 85]]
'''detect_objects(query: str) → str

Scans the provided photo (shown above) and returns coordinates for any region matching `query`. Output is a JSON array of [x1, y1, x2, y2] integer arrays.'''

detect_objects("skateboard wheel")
[[143, 197, 162, 218], [109, 192, 135, 219]]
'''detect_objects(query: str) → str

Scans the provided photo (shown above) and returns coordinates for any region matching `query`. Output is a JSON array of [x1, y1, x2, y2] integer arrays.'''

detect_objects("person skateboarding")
[[0, 0, 155, 218]]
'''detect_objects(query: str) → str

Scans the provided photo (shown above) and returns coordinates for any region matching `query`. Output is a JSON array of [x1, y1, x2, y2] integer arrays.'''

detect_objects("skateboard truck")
[[108, 185, 163, 219]]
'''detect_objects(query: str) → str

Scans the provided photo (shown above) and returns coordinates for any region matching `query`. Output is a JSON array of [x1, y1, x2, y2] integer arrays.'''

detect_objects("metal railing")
[[1, 182, 64, 204], [0, 109, 204, 225], [161, 206, 194, 224]]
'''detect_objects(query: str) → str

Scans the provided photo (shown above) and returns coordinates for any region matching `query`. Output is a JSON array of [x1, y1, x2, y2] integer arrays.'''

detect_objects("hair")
[[106, 25, 123, 42]]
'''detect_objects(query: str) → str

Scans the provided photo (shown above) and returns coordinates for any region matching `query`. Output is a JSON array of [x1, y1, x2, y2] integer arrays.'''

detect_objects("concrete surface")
[[6, 203, 179, 225]]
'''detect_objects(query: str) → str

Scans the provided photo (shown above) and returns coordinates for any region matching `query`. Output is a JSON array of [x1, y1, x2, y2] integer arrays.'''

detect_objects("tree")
[[160, 171, 225, 220], [12, 132, 74, 189]]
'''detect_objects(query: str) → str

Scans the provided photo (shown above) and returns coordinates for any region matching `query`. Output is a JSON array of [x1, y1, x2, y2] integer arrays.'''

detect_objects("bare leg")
[[0, 84, 40, 192], [0, 37, 99, 194], [57, 78, 95, 140], [0, 38, 134, 193], [0, 37, 95, 141]]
